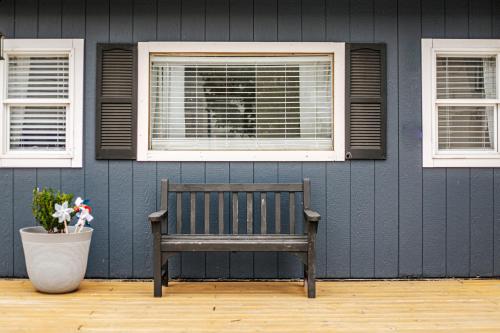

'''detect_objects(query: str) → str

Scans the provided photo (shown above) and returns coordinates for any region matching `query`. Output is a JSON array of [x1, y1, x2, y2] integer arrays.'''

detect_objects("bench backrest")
[[159, 179, 311, 235]]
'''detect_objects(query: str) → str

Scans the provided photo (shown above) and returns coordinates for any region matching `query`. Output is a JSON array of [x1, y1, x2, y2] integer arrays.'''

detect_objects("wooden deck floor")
[[1, 279, 500, 332]]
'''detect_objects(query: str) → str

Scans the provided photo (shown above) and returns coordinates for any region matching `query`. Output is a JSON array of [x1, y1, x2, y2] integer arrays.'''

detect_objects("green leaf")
[[32, 188, 74, 233]]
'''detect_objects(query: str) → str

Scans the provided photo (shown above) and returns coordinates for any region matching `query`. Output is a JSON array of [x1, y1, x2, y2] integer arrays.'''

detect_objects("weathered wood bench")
[[149, 178, 320, 298]]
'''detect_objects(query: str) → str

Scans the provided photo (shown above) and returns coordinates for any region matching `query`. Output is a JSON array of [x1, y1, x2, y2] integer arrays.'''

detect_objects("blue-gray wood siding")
[[0, 0, 499, 279]]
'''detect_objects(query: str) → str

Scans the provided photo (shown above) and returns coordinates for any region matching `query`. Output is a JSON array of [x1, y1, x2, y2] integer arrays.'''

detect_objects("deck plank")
[[1, 279, 500, 332]]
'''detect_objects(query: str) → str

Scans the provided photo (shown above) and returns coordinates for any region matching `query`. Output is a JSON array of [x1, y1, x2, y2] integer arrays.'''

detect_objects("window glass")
[[437, 105, 494, 150], [150, 56, 333, 151], [9, 105, 66, 151], [435, 55, 497, 152], [436, 56, 496, 99], [8, 55, 69, 99], [6, 54, 70, 152]]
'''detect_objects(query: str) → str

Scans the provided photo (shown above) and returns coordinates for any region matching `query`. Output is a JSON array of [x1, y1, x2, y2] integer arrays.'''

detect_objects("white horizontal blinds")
[[435, 54, 498, 152], [7, 55, 69, 99], [9, 106, 66, 150], [5, 53, 70, 152], [438, 105, 494, 150], [436, 56, 496, 99], [150, 56, 333, 150]]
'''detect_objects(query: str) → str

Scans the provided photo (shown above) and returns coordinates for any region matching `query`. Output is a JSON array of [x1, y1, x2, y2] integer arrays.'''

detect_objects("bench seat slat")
[[161, 235, 308, 252], [163, 235, 307, 240]]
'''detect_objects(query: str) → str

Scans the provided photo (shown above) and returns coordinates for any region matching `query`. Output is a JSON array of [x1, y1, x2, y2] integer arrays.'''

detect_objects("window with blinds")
[[5, 54, 70, 152], [435, 55, 498, 152], [149, 55, 333, 151]]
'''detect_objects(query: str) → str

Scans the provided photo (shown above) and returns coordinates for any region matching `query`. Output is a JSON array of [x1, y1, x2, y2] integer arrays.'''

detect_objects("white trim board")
[[137, 42, 345, 162]]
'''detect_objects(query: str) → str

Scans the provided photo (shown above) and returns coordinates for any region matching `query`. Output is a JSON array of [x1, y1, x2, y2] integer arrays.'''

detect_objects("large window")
[[422, 39, 500, 167], [0, 39, 84, 167], [138, 43, 345, 161]]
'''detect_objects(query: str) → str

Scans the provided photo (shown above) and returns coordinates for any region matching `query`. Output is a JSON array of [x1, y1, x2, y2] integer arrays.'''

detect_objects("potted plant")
[[19, 188, 94, 294]]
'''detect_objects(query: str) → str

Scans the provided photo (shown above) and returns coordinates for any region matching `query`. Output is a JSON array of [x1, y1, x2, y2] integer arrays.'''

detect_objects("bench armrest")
[[304, 209, 321, 223], [149, 209, 168, 223]]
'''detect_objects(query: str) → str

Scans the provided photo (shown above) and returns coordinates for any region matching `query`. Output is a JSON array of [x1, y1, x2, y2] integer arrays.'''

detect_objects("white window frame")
[[137, 42, 345, 162], [422, 38, 500, 167], [0, 39, 84, 168]]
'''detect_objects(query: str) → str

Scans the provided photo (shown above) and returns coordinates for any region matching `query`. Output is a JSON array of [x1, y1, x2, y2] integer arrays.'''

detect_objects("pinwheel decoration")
[[73, 197, 93, 233], [52, 201, 74, 234], [51, 197, 94, 234]]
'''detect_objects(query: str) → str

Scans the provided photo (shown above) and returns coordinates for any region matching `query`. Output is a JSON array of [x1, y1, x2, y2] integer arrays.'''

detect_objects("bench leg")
[[306, 250, 316, 298], [152, 224, 162, 297], [162, 259, 169, 287], [303, 264, 308, 286], [153, 252, 162, 297]]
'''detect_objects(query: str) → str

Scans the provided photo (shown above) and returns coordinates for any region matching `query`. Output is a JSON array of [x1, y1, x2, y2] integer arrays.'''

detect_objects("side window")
[[0, 39, 84, 168], [422, 39, 500, 167]]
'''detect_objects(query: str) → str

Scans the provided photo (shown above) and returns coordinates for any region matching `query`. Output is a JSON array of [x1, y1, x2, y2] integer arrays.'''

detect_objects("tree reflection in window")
[[184, 64, 300, 139]]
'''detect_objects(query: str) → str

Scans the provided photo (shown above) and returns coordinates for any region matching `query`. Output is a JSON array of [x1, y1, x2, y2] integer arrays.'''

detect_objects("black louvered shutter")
[[96, 44, 137, 159], [345, 43, 387, 160]]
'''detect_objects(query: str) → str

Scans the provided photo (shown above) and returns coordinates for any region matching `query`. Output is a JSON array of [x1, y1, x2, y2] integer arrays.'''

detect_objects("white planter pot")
[[19, 226, 93, 294]]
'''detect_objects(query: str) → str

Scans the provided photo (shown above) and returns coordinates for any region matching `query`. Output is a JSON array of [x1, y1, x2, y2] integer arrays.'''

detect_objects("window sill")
[[424, 156, 500, 168], [138, 150, 343, 162], [0, 157, 81, 168]]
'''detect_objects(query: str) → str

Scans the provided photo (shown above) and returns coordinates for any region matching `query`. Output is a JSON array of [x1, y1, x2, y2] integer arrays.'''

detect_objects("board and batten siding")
[[0, 0, 499, 279]]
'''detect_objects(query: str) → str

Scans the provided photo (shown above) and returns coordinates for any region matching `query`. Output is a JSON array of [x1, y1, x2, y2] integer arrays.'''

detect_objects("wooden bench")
[[149, 178, 320, 298]]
